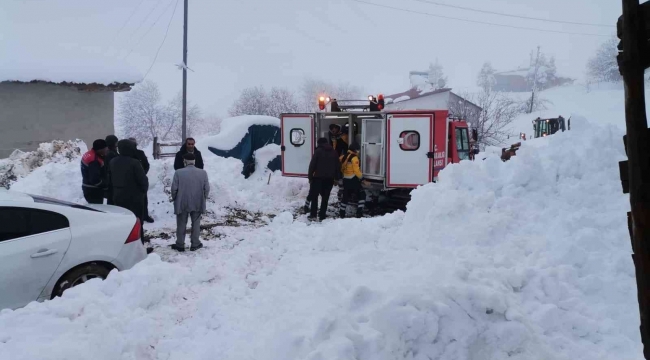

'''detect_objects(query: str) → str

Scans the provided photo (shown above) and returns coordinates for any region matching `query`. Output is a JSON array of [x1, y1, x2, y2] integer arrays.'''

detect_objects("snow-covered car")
[[0, 190, 147, 310]]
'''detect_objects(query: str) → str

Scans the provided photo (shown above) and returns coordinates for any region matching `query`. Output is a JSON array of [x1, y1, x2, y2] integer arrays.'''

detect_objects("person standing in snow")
[[171, 153, 210, 252], [339, 142, 368, 219], [110, 140, 152, 253], [304, 124, 343, 213], [128, 137, 154, 223], [174, 138, 204, 170], [81, 139, 109, 204], [104, 135, 119, 205], [306, 138, 340, 221]]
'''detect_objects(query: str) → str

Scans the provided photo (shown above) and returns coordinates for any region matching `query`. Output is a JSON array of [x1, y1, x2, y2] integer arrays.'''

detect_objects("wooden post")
[[619, 1, 650, 358], [153, 137, 159, 160]]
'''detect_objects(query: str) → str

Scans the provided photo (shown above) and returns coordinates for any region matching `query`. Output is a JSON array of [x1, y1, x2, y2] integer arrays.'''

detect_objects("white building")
[[0, 47, 141, 158]]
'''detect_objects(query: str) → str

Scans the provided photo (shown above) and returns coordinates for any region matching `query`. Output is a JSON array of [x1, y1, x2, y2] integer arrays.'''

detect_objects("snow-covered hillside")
[[0, 86, 643, 359], [508, 82, 650, 138]]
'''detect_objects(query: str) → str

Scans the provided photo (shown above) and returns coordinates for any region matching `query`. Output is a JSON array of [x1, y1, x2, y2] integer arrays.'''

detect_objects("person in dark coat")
[[81, 139, 108, 204], [104, 135, 119, 205], [129, 137, 154, 223], [110, 140, 152, 253], [306, 138, 340, 221], [174, 138, 204, 170]]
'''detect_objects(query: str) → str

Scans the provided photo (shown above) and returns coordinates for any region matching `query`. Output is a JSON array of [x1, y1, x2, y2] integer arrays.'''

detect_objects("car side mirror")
[[473, 149, 480, 155], [472, 129, 478, 141]]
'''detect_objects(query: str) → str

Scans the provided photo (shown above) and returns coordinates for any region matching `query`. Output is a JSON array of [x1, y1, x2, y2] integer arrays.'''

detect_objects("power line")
[[352, 0, 611, 37], [125, 0, 177, 59], [123, 0, 165, 49], [407, 0, 614, 28], [143, 0, 180, 80], [112, 0, 147, 43]]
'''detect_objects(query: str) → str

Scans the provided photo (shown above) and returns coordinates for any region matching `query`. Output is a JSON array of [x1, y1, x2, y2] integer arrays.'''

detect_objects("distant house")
[[0, 58, 141, 158], [493, 67, 574, 93], [493, 68, 530, 92]]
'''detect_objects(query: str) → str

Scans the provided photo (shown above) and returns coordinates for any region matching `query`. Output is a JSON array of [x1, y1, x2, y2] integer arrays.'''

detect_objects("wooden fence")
[[152, 137, 182, 160]]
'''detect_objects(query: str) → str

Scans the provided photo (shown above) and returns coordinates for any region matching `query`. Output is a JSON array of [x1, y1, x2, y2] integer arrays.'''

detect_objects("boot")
[[339, 210, 346, 218], [356, 209, 363, 218]]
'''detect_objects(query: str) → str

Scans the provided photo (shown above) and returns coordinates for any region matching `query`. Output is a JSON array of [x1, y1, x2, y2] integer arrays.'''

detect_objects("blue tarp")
[[208, 124, 281, 178]]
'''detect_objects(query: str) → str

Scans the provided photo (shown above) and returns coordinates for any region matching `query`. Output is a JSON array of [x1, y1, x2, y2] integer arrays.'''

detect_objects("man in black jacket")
[[307, 138, 340, 221], [174, 138, 204, 170], [110, 140, 152, 253], [104, 135, 119, 205], [129, 137, 154, 223]]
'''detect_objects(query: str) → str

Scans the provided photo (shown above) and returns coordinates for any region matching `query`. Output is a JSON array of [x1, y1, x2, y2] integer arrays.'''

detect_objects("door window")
[[0, 207, 69, 242], [365, 121, 382, 143], [290, 129, 305, 146], [399, 131, 420, 151]]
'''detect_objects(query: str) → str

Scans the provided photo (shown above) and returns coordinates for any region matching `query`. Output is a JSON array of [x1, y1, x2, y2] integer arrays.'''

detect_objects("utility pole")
[[617, 0, 650, 358], [528, 46, 541, 114], [181, 0, 188, 142]]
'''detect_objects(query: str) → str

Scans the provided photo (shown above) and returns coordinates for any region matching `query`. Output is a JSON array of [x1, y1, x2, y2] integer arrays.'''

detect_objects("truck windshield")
[[536, 120, 549, 137], [455, 128, 470, 160]]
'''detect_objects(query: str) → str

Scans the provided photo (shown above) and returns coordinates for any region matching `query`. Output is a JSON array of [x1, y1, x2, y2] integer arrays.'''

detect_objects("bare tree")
[[587, 37, 623, 84], [268, 87, 300, 117], [228, 86, 299, 118], [427, 59, 448, 89], [118, 81, 173, 145], [477, 62, 496, 91], [118, 81, 204, 144], [299, 78, 364, 112], [166, 92, 203, 138], [228, 86, 271, 117], [452, 89, 521, 148]]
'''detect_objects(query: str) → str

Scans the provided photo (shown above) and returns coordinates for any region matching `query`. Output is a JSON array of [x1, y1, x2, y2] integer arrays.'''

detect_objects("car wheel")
[[52, 263, 112, 298]]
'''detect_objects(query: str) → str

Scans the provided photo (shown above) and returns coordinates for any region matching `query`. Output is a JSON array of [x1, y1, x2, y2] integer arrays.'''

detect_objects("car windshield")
[[29, 194, 103, 212]]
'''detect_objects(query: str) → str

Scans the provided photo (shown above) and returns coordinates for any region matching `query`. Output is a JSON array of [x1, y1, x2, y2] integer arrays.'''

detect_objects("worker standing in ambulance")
[[339, 142, 367, 218]]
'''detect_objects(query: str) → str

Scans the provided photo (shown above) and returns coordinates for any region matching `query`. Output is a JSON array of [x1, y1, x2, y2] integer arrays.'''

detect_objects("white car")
[[0, 190, 147, 310]]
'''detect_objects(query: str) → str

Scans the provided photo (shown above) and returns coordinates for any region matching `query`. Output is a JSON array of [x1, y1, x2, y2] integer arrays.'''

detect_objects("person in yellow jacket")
[[339, 142, 368, 218]]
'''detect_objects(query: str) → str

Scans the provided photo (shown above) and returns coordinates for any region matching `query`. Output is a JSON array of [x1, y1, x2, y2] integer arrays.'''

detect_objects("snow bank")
[[202, 115, 280, 151], [0, 118, 640, 359], [0, 40, 142, 85], [0, 140, 85, 191]]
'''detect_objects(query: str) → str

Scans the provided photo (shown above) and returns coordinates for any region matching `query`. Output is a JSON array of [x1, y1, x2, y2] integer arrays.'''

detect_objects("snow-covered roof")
[[495, 68, 530, 77], [202, 115, 280, 151], [385, 88, 451, 103], [0, 41, 142, 89]]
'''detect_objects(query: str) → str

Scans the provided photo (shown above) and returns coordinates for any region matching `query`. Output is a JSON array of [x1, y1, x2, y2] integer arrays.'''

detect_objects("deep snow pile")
[[0, 140, 85, 191], [202, 115, 280, 151], [0, 119, 640, 359]]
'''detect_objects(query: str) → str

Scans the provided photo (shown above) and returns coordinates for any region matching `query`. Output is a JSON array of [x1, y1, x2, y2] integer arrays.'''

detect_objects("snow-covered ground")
[[508, 82, 650, 137], [0, 85, 644, 359]]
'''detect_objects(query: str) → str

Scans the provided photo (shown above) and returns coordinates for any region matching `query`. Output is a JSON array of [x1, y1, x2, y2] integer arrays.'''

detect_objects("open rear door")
[[281, 114, 315, 177], [386, 112, 434, 188]]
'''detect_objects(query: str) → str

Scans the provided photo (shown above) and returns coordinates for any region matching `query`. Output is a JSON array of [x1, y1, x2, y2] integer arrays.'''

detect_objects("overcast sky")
[[1, 0, 620, 117]]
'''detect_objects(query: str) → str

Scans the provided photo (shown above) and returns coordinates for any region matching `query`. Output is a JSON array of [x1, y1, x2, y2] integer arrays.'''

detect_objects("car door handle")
[[31, 249, 58, 258]]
